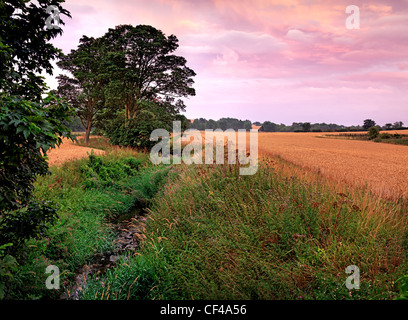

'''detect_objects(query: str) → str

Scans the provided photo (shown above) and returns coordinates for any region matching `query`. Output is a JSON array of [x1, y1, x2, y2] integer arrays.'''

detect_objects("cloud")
[[45, 0, 408, 125]]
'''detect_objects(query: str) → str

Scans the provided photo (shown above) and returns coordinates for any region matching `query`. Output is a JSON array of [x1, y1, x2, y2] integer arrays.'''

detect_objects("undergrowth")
[[6, 142, 408, 300], [81, 159, 408, 300], [6, 149, 170, 299]]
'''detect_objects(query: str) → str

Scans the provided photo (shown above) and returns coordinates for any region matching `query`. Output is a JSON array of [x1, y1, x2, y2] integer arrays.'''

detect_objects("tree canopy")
[[56, 24, 197, 148], [100, 24, 196, 119], [363, 119, 376, 130], [0, 0, 74, 263], [0, 0, 70, 100], [56, 36, 106, 144]]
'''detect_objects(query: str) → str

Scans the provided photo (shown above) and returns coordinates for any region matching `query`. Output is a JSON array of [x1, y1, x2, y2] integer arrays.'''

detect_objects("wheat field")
[[47, 138, 105, 166], [49, 130, 408, 199], [257, 131, 408, 200]]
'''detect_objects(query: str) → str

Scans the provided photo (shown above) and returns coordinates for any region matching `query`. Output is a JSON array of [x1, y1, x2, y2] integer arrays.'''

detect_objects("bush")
[[80, 151, 144, 190], [379, 133, 392, 139], [103, 100, 179, 150], [0, 94, 74, 264], [368, 126, 380, 140]]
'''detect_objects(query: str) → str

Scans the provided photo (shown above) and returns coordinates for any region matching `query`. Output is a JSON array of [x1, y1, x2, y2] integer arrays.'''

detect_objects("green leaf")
[[23, 129, 30, 140]]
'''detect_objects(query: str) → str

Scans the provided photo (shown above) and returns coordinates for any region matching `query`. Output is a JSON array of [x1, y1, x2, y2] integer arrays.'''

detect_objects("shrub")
[[379, 133, 392, 139], [103, 100, 179, 150], [368, 126, 380, 140], [0, 94, 74, 266]]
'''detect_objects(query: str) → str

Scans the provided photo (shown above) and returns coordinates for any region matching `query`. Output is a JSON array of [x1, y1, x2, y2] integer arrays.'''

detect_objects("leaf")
[[0, 282, 4, 300], [23, 129, 30, 140]]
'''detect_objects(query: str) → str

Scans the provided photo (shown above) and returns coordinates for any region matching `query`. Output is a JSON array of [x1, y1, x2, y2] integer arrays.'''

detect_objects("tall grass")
[[81, 158, 408, 300], [6, 148, 164, 299]]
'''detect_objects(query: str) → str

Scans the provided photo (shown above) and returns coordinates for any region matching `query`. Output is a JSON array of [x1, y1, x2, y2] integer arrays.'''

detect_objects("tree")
[[100, 24, 196, 120], [0, 0, 73, 261], [0, 94, 74, 231], [301, 122, 311, 132], [368, 126, 379, 140], [363, 119, 376, 130], [104, 99, 177, 149], [0, 0, 70, 100], [393, 121, 404, 129], [384, 123, 393, 130], [260, 121, 277, 132], [243, 120, 252, 131], [56, 36, 106, 145]]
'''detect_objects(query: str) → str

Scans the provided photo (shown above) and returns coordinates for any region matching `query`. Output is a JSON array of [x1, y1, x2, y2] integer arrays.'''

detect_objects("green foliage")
[[82, 161, 408, 300], [82, 254, 163, 300], [191, 117, 252, 130], [104, 100, 176, 149], [0, 243, 17, 300], [80, 150, 143, 190], [379, 132, 392, 139], [363, 119, 376, 130], [0, 94, 74, 210], [0, 94, 75, 257], [301, 122, 311, 132], [6, 150, 154, 298], [368, 126, 380, 140], [0, 200, 58, 252], [259, 121, 277, 132], [56, 35, 107, 145], [192, 118, 357, 132], [396, 276, 408, 300], [100, 24, 196, 118], [0, 0, 70, 100]]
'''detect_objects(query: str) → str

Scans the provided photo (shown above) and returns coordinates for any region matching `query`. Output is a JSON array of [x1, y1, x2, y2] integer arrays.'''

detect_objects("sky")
[[44, 0, 408, 126]]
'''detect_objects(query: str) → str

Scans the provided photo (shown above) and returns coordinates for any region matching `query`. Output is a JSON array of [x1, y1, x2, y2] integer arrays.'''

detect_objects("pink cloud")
[[44, 0, 408, 126]]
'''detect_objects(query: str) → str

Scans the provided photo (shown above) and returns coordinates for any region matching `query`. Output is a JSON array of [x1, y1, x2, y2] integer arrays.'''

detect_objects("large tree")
[[0, 0, 70, 100], [393, 121, 404, 129], [100, 24, 196, 120], [56, 36, 106, 145], [363, 119, 376, 130]]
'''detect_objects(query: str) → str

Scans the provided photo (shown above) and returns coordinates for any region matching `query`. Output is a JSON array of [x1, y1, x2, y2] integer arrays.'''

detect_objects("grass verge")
[[80, 158, 408, 300], [6, 148, 171, 299]]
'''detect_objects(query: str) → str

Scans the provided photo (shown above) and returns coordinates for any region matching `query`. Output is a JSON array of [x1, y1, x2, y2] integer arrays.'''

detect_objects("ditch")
[[61, 200, 149, 300]]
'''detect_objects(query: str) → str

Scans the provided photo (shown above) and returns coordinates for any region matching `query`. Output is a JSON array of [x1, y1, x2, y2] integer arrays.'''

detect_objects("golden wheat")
[[257, 131, 408, 200], [47, 137, 105, 166]]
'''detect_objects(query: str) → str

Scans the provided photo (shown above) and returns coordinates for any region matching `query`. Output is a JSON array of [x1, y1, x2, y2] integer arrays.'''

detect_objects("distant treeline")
[[189, 118, 363, 132], [189, 118, 253, 131], [68, 115, 405, 133], [189, 118, 406, 132]]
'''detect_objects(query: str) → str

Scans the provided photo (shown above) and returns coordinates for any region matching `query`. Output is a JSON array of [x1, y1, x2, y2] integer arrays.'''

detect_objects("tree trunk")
[[85, 119, 92, 146]]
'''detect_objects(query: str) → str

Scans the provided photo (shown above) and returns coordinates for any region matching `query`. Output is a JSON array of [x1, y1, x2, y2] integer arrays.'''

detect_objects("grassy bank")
[[6, 148, 170, 299], [81, 158, 408, 300], [7, 144, 408, 300]]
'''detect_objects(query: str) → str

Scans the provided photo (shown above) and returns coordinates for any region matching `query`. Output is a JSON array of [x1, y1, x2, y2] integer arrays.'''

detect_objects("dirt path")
[[47, 138, 105, 166]]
